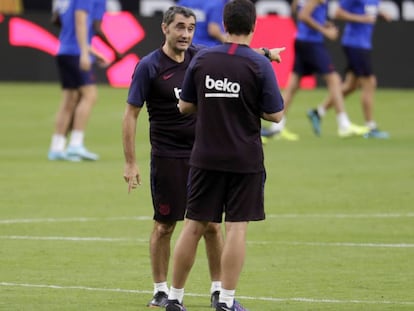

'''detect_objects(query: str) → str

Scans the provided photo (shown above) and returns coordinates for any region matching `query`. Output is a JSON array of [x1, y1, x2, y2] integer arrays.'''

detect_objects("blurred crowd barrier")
[[0, 11, 413, 88]]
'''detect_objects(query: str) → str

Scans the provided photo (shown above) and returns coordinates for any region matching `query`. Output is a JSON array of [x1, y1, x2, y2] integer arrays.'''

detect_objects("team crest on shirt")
[[204, 75, 240, 98]]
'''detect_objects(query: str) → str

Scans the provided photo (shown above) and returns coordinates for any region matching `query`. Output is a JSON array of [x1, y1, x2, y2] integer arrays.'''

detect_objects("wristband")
[[261, 47, 271, 61]]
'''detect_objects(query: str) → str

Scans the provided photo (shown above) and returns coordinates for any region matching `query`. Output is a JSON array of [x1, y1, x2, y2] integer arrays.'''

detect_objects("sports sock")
[[219, 288, 235, 308], [68, 130, 84, 148], [366, 120, 377, 130], [268, 116, 286, 132], [50, 134, 66, 152], [336, 112, 351, 131], [210, 281, 221, 294], [168, 287, 184, 304], [317, 105, 326, 117], [154, 281, 169, 295]]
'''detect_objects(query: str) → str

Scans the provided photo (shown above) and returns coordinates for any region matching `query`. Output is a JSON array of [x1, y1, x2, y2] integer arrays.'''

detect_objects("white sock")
[[317, 105, 326, 117], [168, 287, 184, 303], [50, 134, 66, 152], [68, 130, 84, 148], [269, 116, 286, 132], [366, 121, 377, 130], [154, 282, 169, 295], [219, 288, 235, 308], [210, 281, 221, 294], [336, 112, 351, 131]]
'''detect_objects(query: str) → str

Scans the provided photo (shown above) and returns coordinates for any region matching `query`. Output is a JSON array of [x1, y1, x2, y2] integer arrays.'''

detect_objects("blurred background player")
[[262, 0, 368, 140], [48, 0, 121, 161], [165, 1, 284, 310], [308, 0, 391, 139], [176, 0, 227, 46]]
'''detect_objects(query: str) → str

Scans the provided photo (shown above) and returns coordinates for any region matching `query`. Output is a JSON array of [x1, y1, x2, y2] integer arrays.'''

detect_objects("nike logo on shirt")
[[163, 73, 174, 80]]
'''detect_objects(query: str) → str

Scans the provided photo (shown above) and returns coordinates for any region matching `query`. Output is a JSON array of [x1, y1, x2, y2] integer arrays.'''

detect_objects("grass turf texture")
[[0, 82, 413, 310]]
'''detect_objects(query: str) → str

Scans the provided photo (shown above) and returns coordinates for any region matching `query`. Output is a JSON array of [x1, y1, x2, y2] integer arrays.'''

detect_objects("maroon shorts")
[[186, 167, 266, 223], [150, 156, 189, 222]]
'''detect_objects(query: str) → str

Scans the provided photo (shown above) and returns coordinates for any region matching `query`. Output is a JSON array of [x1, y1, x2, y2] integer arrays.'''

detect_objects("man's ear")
[[161, 23, 168, 34]]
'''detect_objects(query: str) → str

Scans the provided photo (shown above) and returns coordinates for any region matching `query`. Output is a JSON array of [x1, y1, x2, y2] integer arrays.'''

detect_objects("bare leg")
[[359, 75, 376, 124], [72, 84, 98, 131], [220, 221, 248, 290], [150, 221, 176, 283], [282, 72, 300, 113], [323, 71, 346, 114], [171, 219, 207, 289], [203, 222, 224, 282], [54, 89, 80, 135], [322, 71, 358, 112]]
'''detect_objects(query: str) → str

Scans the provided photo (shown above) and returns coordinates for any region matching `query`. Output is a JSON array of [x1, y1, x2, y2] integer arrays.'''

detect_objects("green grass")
[[0, 82, 413, 310]]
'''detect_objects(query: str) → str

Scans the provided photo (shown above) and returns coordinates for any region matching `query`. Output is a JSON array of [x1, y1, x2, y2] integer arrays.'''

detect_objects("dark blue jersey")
[[127, 45, 201, 158], [181, 43, 284, 173]]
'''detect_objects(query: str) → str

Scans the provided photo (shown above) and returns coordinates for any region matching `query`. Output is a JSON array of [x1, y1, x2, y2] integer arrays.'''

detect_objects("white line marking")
[[0, 216, 152, 224], [267, 213, 414, 219], [1, 213, 413, 225], [1, 282, 413, 306], [0, 235, 146, 243], [1, 235, 413, 248], [248, 241, 414, 248]]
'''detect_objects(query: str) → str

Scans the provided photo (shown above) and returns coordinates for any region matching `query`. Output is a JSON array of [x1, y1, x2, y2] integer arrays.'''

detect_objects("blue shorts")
[[343, 46, 373, 77], [56, 55, 96, 89], [293, 40, 335, 76]]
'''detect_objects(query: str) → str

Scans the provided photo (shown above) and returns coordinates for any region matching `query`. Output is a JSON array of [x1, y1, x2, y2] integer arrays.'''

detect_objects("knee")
[[204, 222, 222, 237], [154, 222, 175, 238]]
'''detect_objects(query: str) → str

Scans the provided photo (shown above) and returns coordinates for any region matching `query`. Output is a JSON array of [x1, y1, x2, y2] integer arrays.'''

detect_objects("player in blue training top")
[[48, 0, 120, 161], [262, 0, 369, 140], [177, 0, 227, 46], [165, 1, 284, 311], [312, 0, 391, 139]]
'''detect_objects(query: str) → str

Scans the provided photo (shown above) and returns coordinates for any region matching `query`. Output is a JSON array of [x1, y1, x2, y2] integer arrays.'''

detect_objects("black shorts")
[[150, 156, 190, 222], [56, 55, 96, 89], [186, 167, 266, 223]]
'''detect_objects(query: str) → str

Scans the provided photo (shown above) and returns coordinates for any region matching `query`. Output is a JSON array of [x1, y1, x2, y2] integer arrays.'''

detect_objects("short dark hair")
[[163, 6, 196, 26], [223, 0, 256, 35]]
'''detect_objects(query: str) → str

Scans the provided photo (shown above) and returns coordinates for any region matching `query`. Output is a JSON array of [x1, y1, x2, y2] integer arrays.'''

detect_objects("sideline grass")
[[0, 82, 413, 310]]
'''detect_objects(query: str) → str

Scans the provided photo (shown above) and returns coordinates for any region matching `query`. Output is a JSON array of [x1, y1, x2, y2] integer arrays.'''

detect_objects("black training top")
[[181, 43, 284, 173], [127, 45, 201, 158]]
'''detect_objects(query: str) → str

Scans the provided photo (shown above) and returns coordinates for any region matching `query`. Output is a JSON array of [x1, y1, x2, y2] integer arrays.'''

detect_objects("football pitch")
[[0, 82, 413, 310]]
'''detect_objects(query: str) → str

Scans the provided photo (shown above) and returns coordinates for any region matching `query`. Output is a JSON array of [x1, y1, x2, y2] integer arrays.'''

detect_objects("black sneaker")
[[210, 291, 220, 308], [166, 299, 187, 311], [216, 300, 249, 311], [147, 291, 168, 308]]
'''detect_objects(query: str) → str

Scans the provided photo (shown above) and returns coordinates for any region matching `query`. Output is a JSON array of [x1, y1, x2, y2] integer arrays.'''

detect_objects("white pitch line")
[[267, 213, 414, 219], [0, 213, 412, 225], [0, 282, 413, 306], [0, 216, 152, 224], [1, 235, 413, 248], [0, 235, 146, 243], [1, 213, 413, 225]]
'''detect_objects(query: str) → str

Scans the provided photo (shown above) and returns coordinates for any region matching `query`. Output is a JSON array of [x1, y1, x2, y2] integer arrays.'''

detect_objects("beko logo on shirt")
[[205, 75, 240, 98]]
